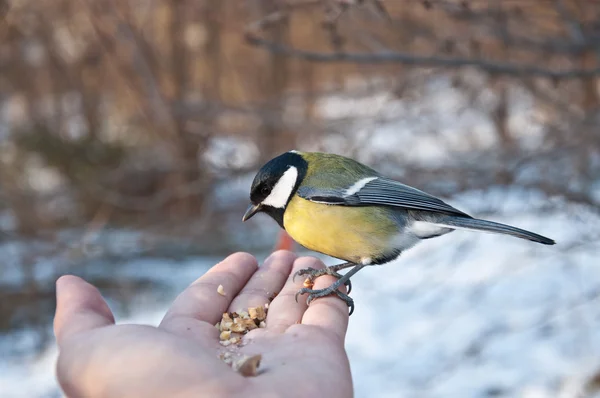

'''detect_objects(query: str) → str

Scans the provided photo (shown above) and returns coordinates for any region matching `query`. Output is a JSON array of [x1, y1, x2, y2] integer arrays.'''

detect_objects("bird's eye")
[[261, 186, 270, 195]]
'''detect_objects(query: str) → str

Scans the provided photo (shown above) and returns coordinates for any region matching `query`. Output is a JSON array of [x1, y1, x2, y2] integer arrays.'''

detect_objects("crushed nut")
[[217, 284, 226, 296], [216, 304, 270, 347], [235, 354, 262, 377], [231, 318, 247, 333], [243, 318, 258, 330], [248, 306, 266, 321]]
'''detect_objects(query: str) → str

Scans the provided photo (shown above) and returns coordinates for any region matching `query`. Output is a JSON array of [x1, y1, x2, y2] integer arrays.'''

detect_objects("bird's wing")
[[297, 177, 471, 217]]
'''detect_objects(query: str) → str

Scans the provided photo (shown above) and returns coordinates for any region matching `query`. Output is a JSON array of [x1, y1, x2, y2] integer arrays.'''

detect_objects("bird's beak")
[[242, 204, 262, 222]]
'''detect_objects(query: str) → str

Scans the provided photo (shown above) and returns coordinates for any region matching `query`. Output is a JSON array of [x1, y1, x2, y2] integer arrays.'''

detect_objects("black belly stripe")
[[371, 248, 402, 265]]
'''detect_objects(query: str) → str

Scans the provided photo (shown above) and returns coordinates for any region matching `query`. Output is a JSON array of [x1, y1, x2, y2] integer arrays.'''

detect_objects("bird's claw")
[[294, 286, 355, 316], [292, 267, 352, 294]]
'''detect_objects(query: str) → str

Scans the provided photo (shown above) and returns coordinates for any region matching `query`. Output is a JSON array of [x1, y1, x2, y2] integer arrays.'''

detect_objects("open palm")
[[54, 251, 353, 398]]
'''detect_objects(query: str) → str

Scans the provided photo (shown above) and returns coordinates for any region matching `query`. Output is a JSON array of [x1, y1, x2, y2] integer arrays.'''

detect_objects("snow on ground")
[[1, 188, 599, 398], [345, 197, 600, 398], [315, 72, 546, 168]]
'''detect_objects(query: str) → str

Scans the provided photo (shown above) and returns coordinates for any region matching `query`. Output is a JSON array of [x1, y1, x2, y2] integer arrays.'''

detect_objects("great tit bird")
[[243, 151, 555, 314]]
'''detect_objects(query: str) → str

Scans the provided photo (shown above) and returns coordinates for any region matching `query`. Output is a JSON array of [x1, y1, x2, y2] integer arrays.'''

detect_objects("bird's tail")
[[432, 216, 555, 245]]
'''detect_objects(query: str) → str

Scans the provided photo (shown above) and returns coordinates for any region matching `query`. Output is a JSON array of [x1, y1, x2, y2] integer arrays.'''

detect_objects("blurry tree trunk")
[[489, 78, 514, 185], [577, 49, 599, 185], [258, 0, 292, 160], [581, 52, 599, 112], [168, 0, 201, 217], [0, 162, 42, 237], [302, 60, 317, 121], [492, 82, 511, 147], [79, 56, 103, 140], [6, 26, 37, 125]]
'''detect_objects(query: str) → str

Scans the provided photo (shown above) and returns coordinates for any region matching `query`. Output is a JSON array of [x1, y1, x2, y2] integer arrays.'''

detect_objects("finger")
[[301, 269, 349, 342], [54, 275, 115, 347], [161, 252, 258, 327], [265, 256, 326, 333], [228, 250, 296, 313]]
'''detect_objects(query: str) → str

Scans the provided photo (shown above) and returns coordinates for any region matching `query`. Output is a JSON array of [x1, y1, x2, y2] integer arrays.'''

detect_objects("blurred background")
[[1, 0, 600, 396]]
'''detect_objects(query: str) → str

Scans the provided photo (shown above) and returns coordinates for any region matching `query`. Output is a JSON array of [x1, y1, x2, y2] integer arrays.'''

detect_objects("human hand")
[[54, 251, 352, 398]]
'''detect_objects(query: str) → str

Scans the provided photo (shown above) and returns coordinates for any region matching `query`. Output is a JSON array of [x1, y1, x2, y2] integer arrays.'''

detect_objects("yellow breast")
[[283, 195, 398, 263]]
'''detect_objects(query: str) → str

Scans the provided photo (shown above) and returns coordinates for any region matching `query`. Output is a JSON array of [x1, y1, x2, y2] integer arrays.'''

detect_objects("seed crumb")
[[217, 284, 226, 296], [235, 354, 262, 377]]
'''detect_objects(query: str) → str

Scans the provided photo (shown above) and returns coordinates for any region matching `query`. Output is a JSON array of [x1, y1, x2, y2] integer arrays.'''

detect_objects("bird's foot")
[[294, 283, 355, 315], [292, 267, 352, 294]]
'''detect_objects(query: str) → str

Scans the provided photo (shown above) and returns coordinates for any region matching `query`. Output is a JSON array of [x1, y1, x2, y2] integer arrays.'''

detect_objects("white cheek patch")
[[344, 177, 378, 196], [262, 166, 298, 208]]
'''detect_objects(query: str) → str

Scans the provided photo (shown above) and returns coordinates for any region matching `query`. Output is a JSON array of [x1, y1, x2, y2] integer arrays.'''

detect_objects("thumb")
[[54, 275, 115, 347]]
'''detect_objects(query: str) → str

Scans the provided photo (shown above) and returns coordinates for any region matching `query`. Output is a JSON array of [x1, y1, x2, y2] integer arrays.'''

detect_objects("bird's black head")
[[242, 151, 308, 227]]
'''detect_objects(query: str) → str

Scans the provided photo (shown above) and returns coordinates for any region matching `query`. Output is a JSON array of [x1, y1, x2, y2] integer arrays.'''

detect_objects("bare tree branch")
[[246, 32, 600, 78], [245, 3, 600, 79]]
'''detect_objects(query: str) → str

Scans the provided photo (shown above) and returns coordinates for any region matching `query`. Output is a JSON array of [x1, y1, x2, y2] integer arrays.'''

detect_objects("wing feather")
[[297, 177, 470, 217]]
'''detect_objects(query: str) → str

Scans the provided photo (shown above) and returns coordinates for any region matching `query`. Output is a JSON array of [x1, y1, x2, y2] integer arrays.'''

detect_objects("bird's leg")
[[295, 264, 366, 315], [293, 262, 355, 293]]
